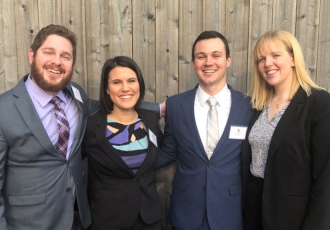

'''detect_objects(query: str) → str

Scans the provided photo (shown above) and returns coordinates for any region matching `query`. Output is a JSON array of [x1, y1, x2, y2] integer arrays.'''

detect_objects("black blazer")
[[82, 109, 163, 230], [242, 87, 330, 230]]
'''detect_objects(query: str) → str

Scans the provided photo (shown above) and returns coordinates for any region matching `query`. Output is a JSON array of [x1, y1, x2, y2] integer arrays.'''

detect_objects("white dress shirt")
[[194, 84, 231, 156]]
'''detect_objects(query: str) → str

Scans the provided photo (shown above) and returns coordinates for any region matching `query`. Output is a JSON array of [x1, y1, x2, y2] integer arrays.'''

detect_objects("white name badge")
[[148, 129, 158, 147], [229, 126, 247, 140], [72, 86, 83, 103]]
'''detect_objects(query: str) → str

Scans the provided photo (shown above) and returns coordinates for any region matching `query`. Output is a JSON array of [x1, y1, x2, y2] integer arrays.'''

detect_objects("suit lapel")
[[135, 111, 156, 176], [65, 84, 83, 158], [182, 87, 209, 162], [94, 112, 135, 176], [13, 76, 60, 158], [267, 87, 306, 159], [212, 86, 242, 158]]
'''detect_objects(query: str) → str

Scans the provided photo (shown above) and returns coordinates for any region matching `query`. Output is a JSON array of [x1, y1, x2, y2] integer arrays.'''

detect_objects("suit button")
[[203, 186, 206, 191], [133, 178, 139, 182], [265, 173, 270, 178], [66, 188, 72, 192], [208, 163, 212, 167]]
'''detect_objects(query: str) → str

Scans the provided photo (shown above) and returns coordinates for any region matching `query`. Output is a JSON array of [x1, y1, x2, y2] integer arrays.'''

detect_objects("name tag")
[[229, 126, 247, 140], [148, 129, 158, 147], [72, 86, 83, 103]]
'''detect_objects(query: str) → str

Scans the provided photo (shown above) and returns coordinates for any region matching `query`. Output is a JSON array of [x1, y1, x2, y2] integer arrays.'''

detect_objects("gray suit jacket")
[[0, 75, 98, 230]]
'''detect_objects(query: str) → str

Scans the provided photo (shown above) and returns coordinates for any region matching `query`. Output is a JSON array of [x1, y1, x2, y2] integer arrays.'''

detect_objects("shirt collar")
[[25, 74, 68, 107], [196, 84, 230, 107]]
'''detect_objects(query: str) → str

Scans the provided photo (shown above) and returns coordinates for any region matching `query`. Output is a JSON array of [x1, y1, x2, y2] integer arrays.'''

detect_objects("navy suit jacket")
[[155, 84, 253, 230]]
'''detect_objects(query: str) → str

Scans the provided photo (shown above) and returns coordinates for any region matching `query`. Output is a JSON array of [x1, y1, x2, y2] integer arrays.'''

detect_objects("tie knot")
[[50, 96, 61, 105], [207, 97, 217, 107]]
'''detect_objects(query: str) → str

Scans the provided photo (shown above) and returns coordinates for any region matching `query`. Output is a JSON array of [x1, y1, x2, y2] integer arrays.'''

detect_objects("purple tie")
[[50, 96, 70, 157]]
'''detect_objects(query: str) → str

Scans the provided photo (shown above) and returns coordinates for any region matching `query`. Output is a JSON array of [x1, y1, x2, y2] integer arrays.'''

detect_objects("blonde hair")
[[248, 30, 322, 110]]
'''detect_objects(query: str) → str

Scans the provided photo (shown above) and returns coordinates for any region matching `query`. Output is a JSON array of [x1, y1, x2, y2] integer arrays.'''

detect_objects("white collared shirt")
[[194, 84, 231, 153]]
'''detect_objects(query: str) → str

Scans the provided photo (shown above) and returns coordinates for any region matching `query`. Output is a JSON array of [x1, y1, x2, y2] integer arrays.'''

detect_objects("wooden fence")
[[1, 0, 329, 229]]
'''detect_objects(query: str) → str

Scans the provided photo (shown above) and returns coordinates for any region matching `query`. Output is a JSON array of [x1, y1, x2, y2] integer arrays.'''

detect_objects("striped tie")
[[206, 97, 219, 159], [50, 96, 70, 157]]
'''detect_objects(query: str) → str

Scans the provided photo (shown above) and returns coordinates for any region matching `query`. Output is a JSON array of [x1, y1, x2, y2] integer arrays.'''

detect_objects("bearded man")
[[0, 24, 98, 230]]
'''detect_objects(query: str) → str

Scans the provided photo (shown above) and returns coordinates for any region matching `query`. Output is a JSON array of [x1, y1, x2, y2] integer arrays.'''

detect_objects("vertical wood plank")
[[226, 0, 250, 93], [108, 0, 133, 57], [132, 0, 157, 103], [247, 0, 274, 89], [203, 0, 224, 32], [38, 0, 56, 27], [60, 0, 88, 89], [316, 0, 330, 90], [85, 0, 102, 99], [272, 0, 296, 32], [296, 0, 320, 81], [0, 0, 5, 93], [14, 0, 39, 78], [2, 0, 18, 90], [178, 0, 202, 92], [155, 0, 179, 100], [100, 0, 111, 61]]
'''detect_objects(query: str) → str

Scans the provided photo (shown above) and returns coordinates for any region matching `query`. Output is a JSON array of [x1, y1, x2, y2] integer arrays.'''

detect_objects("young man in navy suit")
[[155, 31, 253, 230]]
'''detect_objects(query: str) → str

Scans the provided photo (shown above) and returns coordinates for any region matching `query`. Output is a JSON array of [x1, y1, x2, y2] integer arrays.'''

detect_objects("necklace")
[[272, 96, 289, 109]]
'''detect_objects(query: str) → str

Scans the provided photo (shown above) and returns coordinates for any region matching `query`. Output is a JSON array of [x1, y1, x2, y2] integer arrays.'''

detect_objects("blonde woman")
[[242, 30, 330, 230]]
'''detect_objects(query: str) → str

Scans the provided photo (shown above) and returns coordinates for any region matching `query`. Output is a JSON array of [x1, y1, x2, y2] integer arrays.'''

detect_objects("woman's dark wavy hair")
[[99, 56, 145, 114]]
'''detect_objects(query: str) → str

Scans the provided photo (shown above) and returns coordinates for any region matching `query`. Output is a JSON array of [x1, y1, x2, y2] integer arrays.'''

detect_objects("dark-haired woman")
[[82, 56, 163, 230]]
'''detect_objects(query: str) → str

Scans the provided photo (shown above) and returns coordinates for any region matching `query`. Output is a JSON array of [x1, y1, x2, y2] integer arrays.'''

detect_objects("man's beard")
[[30, 59, 73, 93]]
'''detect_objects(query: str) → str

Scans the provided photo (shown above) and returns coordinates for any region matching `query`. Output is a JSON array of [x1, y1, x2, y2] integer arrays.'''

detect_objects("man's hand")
[[160, 101, 166, 117]]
